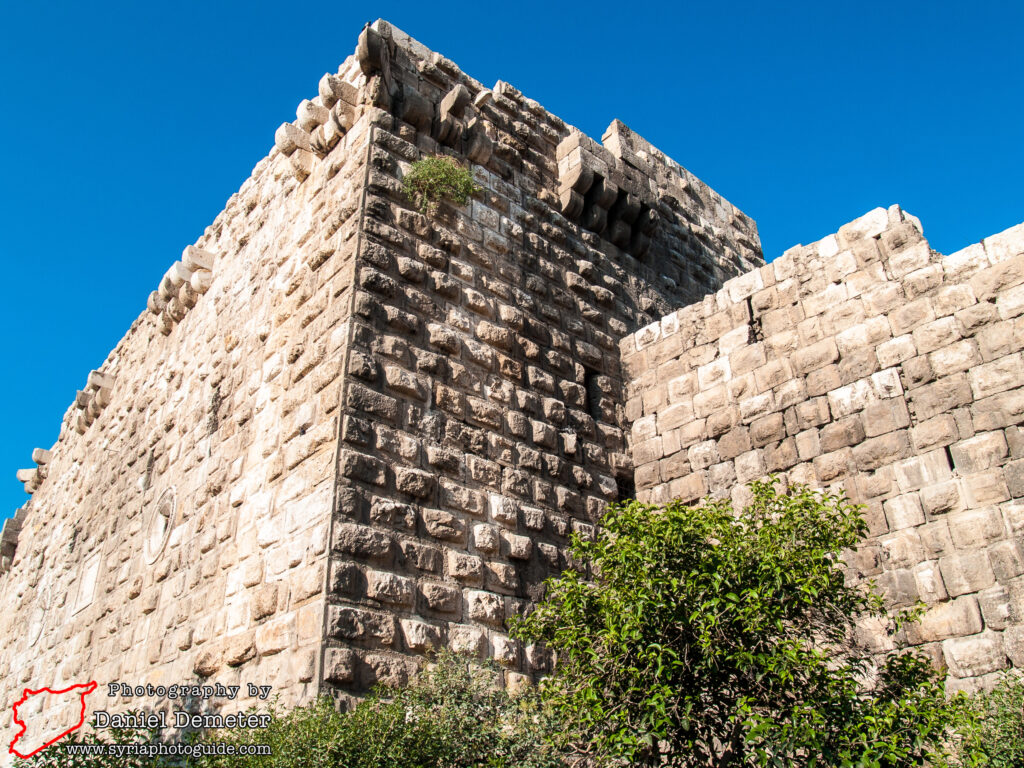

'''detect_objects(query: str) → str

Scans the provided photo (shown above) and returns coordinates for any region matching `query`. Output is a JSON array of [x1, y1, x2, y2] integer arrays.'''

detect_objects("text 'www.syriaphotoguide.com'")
[[59, 742, 271, 757]]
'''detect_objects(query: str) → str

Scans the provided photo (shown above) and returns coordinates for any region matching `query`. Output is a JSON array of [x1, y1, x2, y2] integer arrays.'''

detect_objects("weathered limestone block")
[[323, 647, 357, 684], [400, 618, 444, 652], [182, 245, 214, 272], [275, 122, 311, 157], [319, 73, 358, 109], [942, 632, 1007, 678], [190, 269, 213, 294], [297, 99, 330, 132], [356, 24, 387, 76], [915, 596, 982, 643]]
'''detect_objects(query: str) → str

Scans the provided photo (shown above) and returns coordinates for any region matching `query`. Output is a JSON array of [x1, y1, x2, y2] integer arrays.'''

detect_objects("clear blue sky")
[[1, 1, 1021, 521]]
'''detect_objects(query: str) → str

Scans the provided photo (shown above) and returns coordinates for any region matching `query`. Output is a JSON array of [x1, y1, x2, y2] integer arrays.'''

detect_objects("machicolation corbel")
[[557, 129, 659, 258], [148, 245, 215, 334], [73, 369, 115, 434], [357, 22, 495, 168], [275, 71, 358, 179], [15, 447, 51, 497]]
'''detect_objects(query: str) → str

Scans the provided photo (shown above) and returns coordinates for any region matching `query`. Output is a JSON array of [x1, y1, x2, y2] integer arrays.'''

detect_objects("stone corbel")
[[607, 192, 642, 249], [274, 122, 312, 157], [556, 131, 659, 257], [466, 119, 493, 165], [1, 507, 27, 571], [437, 84, 471, 146], [151, 247, 216, 329], [630, 207, 659, 258], [315, 74, 359, 155], [431, 84, 493, 165], [147, 291, 166, 314], [182, 246, 214, 272], [357, 24, 396, 111], [179, 281, 199, 310], [72, 369, 115, 433], [190, 270, 213, 294], [274, 122, 315, 178]]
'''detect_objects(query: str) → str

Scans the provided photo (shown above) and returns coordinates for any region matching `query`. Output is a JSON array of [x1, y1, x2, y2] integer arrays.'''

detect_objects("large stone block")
[[969, 356, 1024, 400], [946, 506, 1004, 549], [916, 596, 981, 642], [852, 431, 911, 472], [1006, 625, 1024, 666], [942, 632, 1007, 678], [939, 551, 996, 597], [950, 432, 1009, 475]]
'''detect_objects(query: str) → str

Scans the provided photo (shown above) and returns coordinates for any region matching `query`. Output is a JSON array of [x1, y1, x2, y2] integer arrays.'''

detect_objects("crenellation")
[[625, 205, 1024, 690]]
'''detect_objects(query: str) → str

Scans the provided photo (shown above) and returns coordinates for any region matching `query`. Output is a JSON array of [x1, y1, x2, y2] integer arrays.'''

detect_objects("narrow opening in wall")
[[207, 383, 222, 435], [944, 444, 956, 473], [745, 296, 763, 343], [144, 450, 155, 492], [616, 474, 637, 504], [584, 367, 603, 426]]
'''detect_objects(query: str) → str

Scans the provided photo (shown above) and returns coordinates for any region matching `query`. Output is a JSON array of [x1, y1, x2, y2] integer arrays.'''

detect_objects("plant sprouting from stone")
[[402, 156, 479, 214]]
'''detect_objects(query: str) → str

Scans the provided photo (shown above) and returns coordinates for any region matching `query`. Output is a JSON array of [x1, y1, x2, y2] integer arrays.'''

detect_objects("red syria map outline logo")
[[8, 681, 98, 759]]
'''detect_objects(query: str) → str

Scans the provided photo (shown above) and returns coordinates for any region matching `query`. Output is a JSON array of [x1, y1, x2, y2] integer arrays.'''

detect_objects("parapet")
[[621, 204, 1024, 690]]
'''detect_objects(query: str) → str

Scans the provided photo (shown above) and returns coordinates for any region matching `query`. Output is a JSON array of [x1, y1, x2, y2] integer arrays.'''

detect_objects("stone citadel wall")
[[0, 51, 374, 758], [0, 19, 761, 747], [622, 205, 1024, 692], [276, 21, 761, 705]]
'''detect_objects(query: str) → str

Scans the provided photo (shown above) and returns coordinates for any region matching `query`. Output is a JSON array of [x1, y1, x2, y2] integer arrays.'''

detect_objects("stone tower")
[[0, 20, 762, 744]]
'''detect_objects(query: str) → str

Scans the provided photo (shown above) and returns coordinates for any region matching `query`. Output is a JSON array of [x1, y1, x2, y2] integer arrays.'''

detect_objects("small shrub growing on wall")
[[402, 156, 479, 214]]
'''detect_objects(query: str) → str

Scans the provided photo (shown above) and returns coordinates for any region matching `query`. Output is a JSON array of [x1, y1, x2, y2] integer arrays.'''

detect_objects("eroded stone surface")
[[0, 19, 762, 746], [624, 204, 1024, 688]]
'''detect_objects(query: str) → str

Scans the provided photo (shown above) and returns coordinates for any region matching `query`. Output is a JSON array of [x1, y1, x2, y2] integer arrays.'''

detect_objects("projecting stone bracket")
[[15, 447, 52, 497], [273, 72, 358, 180], [556, 129, 659, 258], [434, 84, 494, 165], [72, 369, 115, 435], [149, 246, 216, 335]]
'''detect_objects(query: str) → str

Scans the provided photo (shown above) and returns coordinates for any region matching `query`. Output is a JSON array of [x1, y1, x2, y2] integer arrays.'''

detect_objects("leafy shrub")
[[960, 671, 1024, 767], [512, 479, 972, 767], [194, 651, 566, 768], [24, 725, 171, 768], [401, 156, 479, 213]]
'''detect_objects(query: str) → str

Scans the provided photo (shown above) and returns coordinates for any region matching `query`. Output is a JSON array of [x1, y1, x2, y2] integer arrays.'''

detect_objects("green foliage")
[[959, 671, 1024, 767], [194, 651, 566, 768], [24, 725, 171, 768], [512, 478, 970, 767], [193, 695, 343, 768], [402, 155, 479, 213]]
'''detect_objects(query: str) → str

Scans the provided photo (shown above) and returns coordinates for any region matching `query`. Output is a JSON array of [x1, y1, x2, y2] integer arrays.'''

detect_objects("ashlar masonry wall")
[[0, 51, 373, 757], [315, 21, 761, 704], [0, 17, 762, 746], [622, 204, 1024, 692]]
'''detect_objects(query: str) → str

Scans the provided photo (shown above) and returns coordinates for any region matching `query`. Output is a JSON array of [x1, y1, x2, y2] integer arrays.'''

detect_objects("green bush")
[[194, 651, 566, 768], [960, 671, 1024, 767], [24, 725, 171, 768], [401, 156, 479, 213], [512, 479, 973, 767]]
